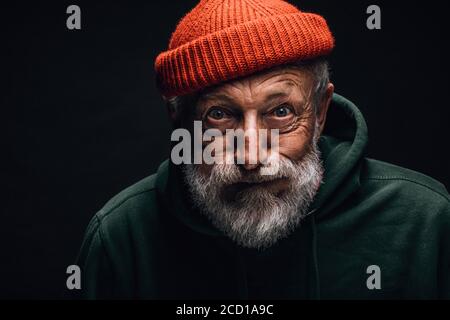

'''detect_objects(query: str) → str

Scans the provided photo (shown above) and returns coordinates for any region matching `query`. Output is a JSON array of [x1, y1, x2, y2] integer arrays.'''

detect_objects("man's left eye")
[[272, 105, 292, 118]]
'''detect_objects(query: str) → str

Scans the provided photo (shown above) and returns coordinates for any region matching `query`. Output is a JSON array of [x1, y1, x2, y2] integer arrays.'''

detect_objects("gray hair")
[[292, 58, 330, 113], [166, 58, 330, 119]]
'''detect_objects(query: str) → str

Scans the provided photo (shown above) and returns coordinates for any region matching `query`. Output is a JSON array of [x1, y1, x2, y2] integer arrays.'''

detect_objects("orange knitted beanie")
[[155, 0, 334, 98]]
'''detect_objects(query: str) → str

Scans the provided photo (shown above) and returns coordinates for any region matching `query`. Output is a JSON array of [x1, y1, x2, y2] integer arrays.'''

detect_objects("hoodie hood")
[[312, 93, 368, 219]]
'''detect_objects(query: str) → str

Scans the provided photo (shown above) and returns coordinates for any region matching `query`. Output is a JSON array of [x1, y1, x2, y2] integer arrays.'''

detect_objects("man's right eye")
[[207, 108, 227, 120]]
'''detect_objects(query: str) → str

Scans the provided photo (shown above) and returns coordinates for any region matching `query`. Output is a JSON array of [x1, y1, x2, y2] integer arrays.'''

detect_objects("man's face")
[[180, 66, 333, 248]]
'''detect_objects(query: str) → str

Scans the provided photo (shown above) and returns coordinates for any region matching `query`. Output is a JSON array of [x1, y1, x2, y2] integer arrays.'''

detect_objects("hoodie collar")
[[312, 93, 368, 219]]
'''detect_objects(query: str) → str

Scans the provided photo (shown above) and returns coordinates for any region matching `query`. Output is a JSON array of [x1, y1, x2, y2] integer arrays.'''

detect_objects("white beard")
[[182, 127, 324, 249]]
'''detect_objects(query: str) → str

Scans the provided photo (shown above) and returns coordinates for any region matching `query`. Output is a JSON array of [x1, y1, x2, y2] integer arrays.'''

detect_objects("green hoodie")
[[73, 94, 450, 299]]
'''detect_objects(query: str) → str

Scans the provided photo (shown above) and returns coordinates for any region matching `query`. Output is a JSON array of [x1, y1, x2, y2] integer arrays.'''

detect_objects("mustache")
[[207, 157, 298, 186]]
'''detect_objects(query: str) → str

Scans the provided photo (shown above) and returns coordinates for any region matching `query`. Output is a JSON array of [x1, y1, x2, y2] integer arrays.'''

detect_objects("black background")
[[2, 0, 449, 299]]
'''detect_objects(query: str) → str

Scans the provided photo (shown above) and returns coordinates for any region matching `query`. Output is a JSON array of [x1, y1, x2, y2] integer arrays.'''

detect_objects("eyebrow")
[[200, 93, 236, 104], [264, 91, 291, 103]]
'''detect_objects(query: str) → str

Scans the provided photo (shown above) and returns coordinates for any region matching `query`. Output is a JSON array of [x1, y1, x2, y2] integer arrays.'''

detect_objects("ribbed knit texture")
[[155, 0, 334, 98]]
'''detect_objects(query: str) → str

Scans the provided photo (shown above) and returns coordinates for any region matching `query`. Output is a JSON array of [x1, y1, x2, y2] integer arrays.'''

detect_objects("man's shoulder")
[[361, 158, 449, 206], [75, 172, 164, 287], [92, 173, 161, 232]]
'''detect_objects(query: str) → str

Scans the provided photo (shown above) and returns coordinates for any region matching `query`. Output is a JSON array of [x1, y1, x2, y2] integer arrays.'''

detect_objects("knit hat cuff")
[[155, 12, 334, 98]]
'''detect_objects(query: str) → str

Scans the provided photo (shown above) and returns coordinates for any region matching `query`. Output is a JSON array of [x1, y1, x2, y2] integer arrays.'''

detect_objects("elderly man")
[[74, 0, 449, 299]]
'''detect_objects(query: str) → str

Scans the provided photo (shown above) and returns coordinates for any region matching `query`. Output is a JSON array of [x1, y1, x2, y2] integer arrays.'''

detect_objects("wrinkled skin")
[[176, 66, 334, 197]]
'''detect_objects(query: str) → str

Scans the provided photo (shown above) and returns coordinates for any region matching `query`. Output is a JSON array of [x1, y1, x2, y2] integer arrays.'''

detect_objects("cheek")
[[277, 128, 314, 162]]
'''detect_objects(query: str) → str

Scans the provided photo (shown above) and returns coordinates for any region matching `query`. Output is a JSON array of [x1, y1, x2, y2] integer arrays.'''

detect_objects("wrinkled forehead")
[[198, 65, 316, 107]]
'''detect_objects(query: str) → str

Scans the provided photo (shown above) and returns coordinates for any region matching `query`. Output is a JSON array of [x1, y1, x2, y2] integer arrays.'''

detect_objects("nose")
[[241, 161, 260, 171], [234, 113, 269, 171]]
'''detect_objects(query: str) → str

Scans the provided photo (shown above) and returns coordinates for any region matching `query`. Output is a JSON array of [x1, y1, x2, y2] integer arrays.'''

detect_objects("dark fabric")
[[71, 94, 450, 299]]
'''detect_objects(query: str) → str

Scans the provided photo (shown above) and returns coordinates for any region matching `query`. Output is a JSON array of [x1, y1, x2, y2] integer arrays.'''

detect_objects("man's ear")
[[317, 83, 334, 135], [168, 107, 179, 126], [165, 94, 198, 129], [163, 96, 180, 127]]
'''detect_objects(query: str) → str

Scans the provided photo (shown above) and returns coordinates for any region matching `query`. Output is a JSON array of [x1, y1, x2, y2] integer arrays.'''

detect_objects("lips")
[[223, 177, 290, 201]]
